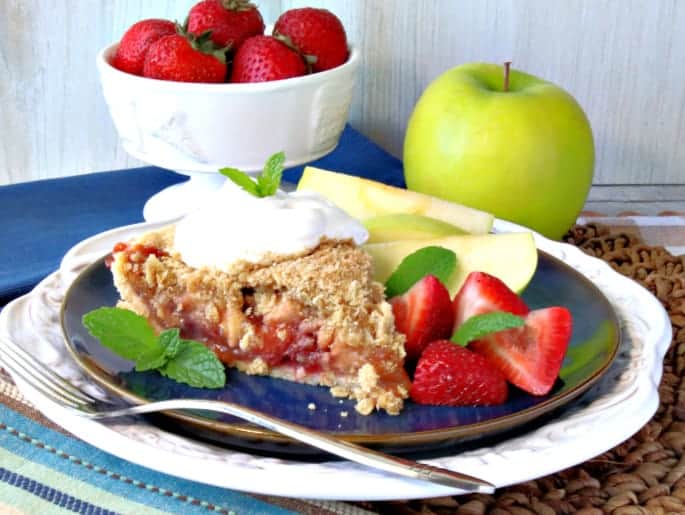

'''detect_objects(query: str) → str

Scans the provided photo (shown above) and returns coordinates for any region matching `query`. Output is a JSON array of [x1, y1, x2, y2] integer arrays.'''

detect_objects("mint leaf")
[[160, 340, 226, 389], [451, 312, 525, 346], [256, 151, 285, 197], [83, 307, 226, 389], [135, 349, 168, 372], [83, 307, 159, 361], [159, 328, 183, 360], [219, 167, 259, 196], [135, 328, 181, 371], [385, 246, 457, 298], [218, 151, 285, 198]]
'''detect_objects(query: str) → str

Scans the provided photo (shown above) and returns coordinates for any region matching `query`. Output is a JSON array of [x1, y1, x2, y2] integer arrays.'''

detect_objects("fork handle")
[[96, 399, 494, 492]]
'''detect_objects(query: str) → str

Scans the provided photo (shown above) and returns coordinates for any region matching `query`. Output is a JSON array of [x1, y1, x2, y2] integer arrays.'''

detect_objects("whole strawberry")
[[143, 31, 227, 83], [187, 0, 264, 50], [274, 8, 348, 72], [230, 35, 306, 83], [411, 340, 508, 407], [113, 19, 176, 76]]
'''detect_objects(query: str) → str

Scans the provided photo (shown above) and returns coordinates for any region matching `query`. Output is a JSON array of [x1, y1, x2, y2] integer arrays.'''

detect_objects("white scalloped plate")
[[0, 219, 672, 500]]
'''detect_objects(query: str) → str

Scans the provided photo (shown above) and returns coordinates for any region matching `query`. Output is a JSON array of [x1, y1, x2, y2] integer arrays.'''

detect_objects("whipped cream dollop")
[[174, 181, 368, 270]]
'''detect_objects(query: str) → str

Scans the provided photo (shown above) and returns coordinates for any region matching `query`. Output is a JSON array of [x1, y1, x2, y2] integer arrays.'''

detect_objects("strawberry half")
[[469, 307, 572, 395], [389, 275, 454, 362], [410, 340, 508, 406], [453, 271, 529, 331]]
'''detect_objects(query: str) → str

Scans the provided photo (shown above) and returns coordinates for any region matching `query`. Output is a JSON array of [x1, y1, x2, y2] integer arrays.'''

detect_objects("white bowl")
[[96, 42, 359, 174]]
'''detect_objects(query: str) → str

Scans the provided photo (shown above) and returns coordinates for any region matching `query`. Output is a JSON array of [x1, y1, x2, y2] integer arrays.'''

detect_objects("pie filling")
[[109, 232, 411, 415]]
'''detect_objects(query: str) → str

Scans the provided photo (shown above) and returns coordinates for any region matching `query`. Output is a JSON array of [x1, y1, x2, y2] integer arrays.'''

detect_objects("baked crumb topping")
[[110, 224, 410, 415]]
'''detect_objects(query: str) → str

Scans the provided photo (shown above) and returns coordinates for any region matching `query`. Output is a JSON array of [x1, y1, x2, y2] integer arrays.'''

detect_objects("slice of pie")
[[109, 225, 410, 415]]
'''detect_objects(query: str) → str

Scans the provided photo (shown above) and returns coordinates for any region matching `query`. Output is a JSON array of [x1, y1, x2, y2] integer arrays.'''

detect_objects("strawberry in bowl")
[[112, 19, 177, 76], [230, 35, 307, 82], [274, 7, 349, 72], [187, 0, 265, 50], [97, 6, 358, 193], [142, 29, 228, 83]]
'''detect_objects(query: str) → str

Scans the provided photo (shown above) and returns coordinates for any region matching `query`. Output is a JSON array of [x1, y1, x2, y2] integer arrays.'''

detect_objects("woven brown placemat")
[[358, 223, 685, 515]]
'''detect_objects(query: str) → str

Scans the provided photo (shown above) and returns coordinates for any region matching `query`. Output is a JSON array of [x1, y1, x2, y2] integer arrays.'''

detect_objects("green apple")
[[403, 62, 594, 240], [363, 213, 466, 243], [363, 232, 538, 296], [298, 166, 494, 234]]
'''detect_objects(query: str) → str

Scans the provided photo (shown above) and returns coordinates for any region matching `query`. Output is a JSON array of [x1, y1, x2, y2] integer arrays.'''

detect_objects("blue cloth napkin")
[[0, 126, 404, 305]]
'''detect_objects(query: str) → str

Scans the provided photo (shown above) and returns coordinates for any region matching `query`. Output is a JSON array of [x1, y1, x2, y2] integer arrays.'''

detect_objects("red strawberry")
[[143, 32, 227, 83], [187, 0, 264, 50], [274, 8, 348, 72], [470, 307, 572, 395], [230, 35, 306, 83], [411, 340, 508, 406], [453, 271, 529, 330], [389, 275, 454, 362], [112, 19, 176, 76]]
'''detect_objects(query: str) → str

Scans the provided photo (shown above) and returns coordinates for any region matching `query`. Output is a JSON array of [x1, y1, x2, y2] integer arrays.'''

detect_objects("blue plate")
[[60, 250, 619, 455]]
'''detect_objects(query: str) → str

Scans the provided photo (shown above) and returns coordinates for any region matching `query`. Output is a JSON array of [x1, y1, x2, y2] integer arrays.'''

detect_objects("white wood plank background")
[[1, 0, 684, 203]]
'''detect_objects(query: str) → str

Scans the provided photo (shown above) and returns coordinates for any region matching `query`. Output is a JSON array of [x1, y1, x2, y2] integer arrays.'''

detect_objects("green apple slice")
[[364, 232, 538, 296], [363, 213, 467, 243], [297, 166, 494, 234]]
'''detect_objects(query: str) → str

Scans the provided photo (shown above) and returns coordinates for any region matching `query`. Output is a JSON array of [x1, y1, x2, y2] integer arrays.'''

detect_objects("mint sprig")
[[385, 246, 457, 298], [219, 151, 285, 198], [451, 311, 525, 346], [83, 307, 226, 389]]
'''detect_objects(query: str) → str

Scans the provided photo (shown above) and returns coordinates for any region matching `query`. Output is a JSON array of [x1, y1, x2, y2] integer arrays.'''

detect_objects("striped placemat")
[[0, 370, 371, 514]]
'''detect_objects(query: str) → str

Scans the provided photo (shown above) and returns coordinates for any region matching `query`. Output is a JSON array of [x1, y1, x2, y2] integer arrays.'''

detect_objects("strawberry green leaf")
[[219, 167, 260, 196], [385, 246, 457, 298], [451, 311, 525, 347]]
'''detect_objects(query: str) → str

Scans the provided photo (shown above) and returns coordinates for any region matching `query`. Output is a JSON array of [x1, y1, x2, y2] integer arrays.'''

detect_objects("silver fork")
[[0, 335, 494, 493]]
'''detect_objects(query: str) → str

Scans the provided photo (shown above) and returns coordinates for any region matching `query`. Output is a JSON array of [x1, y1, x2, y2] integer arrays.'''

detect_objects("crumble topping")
[[110, 224, 410, 415]]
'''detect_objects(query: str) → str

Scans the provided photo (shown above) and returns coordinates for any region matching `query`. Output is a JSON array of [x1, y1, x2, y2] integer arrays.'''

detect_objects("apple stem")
[[503, 61, 511, 92]]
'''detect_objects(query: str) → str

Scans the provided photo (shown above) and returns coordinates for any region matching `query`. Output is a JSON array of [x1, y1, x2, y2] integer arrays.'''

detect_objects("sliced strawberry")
[[452, 271, 529, 331], [389, 275, 454, 362], [410, 340, 508, 406], [470, 307, 572, 395]]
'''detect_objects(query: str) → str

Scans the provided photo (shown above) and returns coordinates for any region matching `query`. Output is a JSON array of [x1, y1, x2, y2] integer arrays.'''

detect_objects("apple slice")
[[363, 213, 466, 243], [297, 166, 494, 234], [363, 232, 537, 296]]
